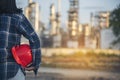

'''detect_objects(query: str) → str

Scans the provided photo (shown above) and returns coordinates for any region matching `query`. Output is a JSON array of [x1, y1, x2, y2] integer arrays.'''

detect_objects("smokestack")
[[90, 12, 94, 27]]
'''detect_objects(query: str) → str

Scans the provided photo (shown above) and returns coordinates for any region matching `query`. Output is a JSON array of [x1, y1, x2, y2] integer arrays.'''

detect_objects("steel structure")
[[68, 0, 79, 40]]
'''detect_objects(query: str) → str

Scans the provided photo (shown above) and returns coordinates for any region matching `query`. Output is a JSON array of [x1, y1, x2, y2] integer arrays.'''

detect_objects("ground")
[[26, 67, 120, 80]]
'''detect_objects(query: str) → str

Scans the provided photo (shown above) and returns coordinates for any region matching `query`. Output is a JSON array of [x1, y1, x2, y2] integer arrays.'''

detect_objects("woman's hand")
[[25, 66, 35, 71]]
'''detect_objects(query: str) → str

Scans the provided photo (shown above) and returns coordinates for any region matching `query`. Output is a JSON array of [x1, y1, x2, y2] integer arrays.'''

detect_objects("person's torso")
[[0, 13, 27, 80], [0, 14, 22, 62]]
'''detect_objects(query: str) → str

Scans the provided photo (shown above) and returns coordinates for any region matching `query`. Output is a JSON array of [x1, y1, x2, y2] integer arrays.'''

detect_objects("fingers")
[[25, 67, 35, 71]]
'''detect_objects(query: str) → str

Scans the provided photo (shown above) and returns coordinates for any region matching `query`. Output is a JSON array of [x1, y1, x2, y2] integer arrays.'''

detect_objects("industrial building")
[[23, 0, 116, 49], [25, 0, 44, 36]]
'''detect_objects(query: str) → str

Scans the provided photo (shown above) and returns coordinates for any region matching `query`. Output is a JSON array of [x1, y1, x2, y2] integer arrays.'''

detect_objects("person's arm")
[[16, 15, 41, 70]]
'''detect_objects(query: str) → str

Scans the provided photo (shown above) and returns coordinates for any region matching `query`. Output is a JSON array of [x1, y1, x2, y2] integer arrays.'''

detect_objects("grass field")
[[41, 51, 120, 72]]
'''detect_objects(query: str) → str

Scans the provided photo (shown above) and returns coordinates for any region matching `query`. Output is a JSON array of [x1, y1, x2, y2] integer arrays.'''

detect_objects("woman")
[[0, 0, 41, 80]]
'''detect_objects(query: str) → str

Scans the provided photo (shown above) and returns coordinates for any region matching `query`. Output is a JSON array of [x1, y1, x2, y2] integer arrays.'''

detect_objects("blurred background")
[[17, 0, 120, 80]]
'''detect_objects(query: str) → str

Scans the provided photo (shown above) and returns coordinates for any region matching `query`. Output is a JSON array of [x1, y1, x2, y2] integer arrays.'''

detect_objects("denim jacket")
[[0, 13, 41, 80]]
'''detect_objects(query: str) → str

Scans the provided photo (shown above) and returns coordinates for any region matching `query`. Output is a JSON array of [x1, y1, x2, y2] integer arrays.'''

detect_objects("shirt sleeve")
[[16, 15, 41, 69]]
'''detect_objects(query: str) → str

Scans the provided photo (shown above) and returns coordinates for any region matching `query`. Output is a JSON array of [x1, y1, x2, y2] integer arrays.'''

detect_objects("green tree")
[[110, 4, 120, 44]]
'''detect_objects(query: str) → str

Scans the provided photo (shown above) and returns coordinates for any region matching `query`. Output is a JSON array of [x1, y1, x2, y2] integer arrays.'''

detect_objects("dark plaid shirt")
[[0, 13, 41, 80]]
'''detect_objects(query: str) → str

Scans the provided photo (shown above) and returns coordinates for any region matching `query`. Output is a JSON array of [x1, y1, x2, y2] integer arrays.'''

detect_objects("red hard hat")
[[11, 44, 32, 68]]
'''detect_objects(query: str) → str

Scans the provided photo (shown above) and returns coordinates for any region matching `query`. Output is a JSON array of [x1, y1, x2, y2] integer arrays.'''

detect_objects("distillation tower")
[[25, 0, 40, 35], [50, 4, 57, 35], [68, 0, 79, 40], [49, 0, 62, 47]]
